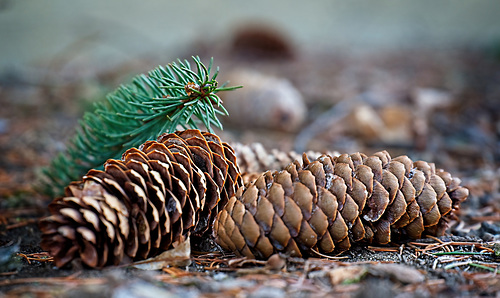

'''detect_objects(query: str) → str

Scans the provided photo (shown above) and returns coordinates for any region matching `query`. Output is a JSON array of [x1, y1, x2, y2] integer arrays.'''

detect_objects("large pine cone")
[[213, 151, 468, 259], [39, 130, 243, 268]]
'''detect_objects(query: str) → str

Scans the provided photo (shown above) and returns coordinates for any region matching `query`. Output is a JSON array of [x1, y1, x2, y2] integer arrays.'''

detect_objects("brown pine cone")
[[231, 142, 339, 184], [213, 151, 468, 259], [39, 130, 243, 268]]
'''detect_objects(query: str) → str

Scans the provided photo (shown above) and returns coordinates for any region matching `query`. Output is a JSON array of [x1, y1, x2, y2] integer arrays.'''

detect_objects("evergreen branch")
[[39, 56, 242, 197]]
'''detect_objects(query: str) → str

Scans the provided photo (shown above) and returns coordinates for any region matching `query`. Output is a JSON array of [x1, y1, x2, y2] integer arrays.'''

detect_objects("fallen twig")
[[409, 241, 492, 253], [17, 252, 53, 264], [6, 218, 39, 230], [470, 215, 500, 222], [0, 276, 105, 287], [367, 246, 400, 252], [0, 271, 18, 277]]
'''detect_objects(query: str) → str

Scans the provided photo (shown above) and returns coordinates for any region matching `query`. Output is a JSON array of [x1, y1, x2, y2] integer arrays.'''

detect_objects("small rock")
[[113, 281, 178, 298], [482, 232, 495, 241], [412, 88, 453, 111], [355, 279, 395, 298], [249, 286, 286, 298], [0, 242, 21, 273], [368, 263, 425, 284], [481, 221, 500, 235], [265, 254, 286, 271], [213, 272, 228, 281]]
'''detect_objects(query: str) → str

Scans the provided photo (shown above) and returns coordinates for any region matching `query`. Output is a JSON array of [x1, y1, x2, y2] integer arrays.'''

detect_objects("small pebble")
[[265, 254, 286, 271]]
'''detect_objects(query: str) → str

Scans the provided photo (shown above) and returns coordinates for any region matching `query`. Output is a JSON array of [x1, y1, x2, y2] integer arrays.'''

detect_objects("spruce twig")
[[39, 56, 241, 197]]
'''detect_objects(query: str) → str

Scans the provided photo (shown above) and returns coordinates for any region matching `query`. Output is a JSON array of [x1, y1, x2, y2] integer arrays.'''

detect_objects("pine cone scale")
[[269, 214, 290, 251], [364, 180, 389, 222], [385, 191, 406, 224]]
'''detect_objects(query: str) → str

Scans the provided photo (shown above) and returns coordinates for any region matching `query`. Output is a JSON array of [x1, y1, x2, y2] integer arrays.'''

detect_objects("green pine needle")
[[39, 56, 241, 197]]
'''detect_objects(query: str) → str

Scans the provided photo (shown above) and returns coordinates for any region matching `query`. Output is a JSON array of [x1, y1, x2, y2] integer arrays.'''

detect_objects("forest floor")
[[1, 40, 499, 297]]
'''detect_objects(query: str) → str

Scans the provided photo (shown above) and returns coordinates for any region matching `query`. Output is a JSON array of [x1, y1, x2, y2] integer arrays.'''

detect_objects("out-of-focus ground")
[[1, 1, 500, 297]]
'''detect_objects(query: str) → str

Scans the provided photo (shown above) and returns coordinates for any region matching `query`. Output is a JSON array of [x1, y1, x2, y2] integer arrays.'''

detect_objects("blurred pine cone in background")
[[222, 70, 306, 132], [231, 142, 339, 185]]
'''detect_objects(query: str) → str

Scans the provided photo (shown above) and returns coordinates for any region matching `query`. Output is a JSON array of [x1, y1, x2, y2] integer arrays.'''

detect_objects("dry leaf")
[[131, 238, 191, 270], [228, 257, 267, 268]]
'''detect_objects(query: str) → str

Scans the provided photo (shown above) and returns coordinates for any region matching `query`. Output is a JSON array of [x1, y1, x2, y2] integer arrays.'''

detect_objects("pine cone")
[[39, 130, 243, 268], [213, 151, 468, 259], [231, 142, 339, 184]]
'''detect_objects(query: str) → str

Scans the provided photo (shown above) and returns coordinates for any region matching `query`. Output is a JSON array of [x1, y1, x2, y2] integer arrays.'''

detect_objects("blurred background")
[[1, 0, 500, 68], [0, 0, 499, 208]]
